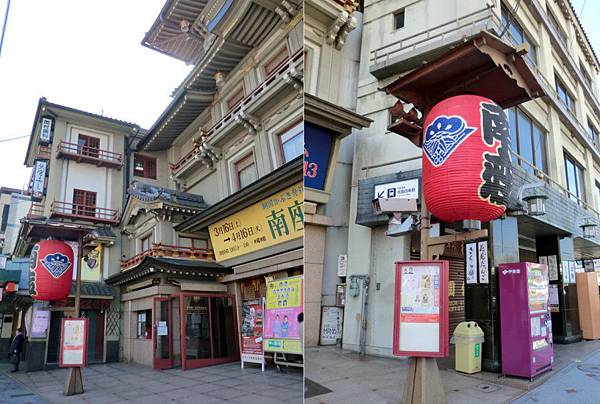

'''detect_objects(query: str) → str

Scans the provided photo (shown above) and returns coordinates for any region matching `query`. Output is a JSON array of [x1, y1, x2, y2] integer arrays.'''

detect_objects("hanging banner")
[[81, 244, 102, 282], [478, 241, 489, 284], [465, 243, 477, 284], [59, 317, 88, 367], [209, 182, 303, 262], [32, 160, 47, 198], [241, 298, 265, 369], [264, 276, 303, 354], [393, 261, 449, 357]]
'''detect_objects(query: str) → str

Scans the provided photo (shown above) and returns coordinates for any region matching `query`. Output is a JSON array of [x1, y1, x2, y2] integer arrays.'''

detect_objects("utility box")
[[576, 272, 600, 340], [454, 321, 484, 374]]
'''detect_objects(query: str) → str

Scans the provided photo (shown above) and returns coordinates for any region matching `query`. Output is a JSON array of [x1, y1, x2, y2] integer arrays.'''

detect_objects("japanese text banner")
[[209, 182, 303, 262]]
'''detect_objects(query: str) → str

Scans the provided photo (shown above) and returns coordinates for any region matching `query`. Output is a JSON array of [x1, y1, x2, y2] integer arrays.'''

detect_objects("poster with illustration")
[[59, 317, 88, 367], [263, 275, 303, 354], [241, 298, 264, 355]]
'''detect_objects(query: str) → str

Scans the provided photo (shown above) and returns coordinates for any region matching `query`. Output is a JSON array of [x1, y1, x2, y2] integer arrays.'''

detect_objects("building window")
[[72, 189, 96, 217], [77, 134, 100, 158], [226, 87, 245, 111], [136, 310, 152, 339], [179, 237, 207, 249], [141, 234, 152, 253], [501, 5, 537, 65], [278, 121, 303, 163], [264, 48, 289, 76], [235, 153, 258, 189], [555, 75, 575, 114], [564, 153, 585, 204], [588, 120, 598, 146], [547, 9, 568, 45], [596, 181, 600, 209], [394, 9, 405, 30], [1, 205, 9, 232], [506, 107, 546, 174], [580, 61, 593, 88], [133, 154, 157, 179]]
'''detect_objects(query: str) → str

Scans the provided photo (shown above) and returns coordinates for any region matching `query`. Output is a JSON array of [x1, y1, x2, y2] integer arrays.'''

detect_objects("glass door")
[[153, 297, 173, 369], [181, 294, 239, 369]]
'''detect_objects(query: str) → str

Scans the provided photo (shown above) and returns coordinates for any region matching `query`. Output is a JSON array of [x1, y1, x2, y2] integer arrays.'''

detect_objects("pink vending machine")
[[498, 262, 553, 379]]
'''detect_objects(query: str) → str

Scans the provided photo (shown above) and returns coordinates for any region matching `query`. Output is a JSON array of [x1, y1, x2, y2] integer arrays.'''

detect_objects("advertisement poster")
[[81, 244, 102, 282], [304, 123, 333, 191], [549, 284, 559, 312], [320, 306, 343, 345], [209, 182, 303, 262], [30, 302, 50, 339], [60, 318, 88, 367], [400, 265, 440, 321], [547, 255, 558, 281], [465, 243, 477, 284], [264, 276, 303, 354], [528, 268, 549, 314], [241, 298, 264, 355]]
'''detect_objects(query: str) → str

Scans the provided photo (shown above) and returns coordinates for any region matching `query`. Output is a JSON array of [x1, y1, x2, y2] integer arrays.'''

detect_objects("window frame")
[[234, 153, 258, 190], [564, 152, 586, 204], [226, 87, 245, 111], [506, 107, 547, 174], [264, 47, 289, 77], [178, 236, 207, 249], [547, 8, 568, 45], [140, 233, 152, 253], [500, 5, 537, 65], [394, 9, 405, 30], [555, 74, 576, 113], [277, 120, 304, 164], [588, 119, 598, 146], [133, 154, 157, 180], [72, 189, 97, 217], [136, 309, 152, 339], [77, 134, 101, 158]]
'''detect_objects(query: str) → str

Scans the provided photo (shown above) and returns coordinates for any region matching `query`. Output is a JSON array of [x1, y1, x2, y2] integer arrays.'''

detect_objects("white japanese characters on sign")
[[374, 179, 419, 200], [478, 241, 489, 284], [39, 118, 52, 143], [466, 243, 477, 284], [337, 254, 347, 277], [32, 160, 47, 196]]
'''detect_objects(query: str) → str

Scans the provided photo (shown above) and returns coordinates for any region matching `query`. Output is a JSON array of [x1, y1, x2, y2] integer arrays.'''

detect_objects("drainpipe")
[[349, 274, 370, 357]]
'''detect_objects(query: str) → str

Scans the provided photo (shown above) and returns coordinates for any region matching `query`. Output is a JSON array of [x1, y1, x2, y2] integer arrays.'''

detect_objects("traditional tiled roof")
[[128, 181, 208, 209], [69, 281, 113, 297]]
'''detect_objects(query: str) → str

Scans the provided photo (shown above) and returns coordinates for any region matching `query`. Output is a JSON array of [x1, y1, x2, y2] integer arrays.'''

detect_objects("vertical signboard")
[[320, 306, 343, 345], [241, 298, 265, 371], [264, 275, 303, 354], [465, 243, 477, 284], [32, 160, 48, 198], [478, 241, 489, 284], [39, 118, 53, 143], [304, 123, 333, 190], [59, 317, 88, 367], [393, 261, 449, 357]]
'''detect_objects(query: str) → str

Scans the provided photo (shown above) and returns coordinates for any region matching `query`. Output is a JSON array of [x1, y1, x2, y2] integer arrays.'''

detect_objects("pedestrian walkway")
[[0, 361, 302, 404], [513, 349, 600, 403], [0, 370, 45, 404], [306, 341, 600, 404]]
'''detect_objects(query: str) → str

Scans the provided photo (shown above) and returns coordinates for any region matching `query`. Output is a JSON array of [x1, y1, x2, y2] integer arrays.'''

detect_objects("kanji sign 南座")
[[209, 182, 303, 261]]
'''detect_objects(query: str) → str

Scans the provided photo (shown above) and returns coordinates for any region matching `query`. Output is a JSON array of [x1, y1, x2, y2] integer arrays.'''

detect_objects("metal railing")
[[50, 201, 120, 223], [27, 202, 45, 218], [370, 6, 496, 65], [57, 141, 123, 166], [169, 49, 304, 175], [121, 243, 214, 271]]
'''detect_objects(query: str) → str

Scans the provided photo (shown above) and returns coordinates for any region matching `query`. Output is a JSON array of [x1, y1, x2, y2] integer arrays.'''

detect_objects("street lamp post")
[[64, 235, 84, 395]]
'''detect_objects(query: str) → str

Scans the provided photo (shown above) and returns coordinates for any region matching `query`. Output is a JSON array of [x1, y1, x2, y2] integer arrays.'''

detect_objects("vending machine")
[[498, 262, 553, 379]]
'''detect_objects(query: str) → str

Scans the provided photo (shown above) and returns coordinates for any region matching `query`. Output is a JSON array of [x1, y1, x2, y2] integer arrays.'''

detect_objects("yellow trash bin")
[[453, 321, 484, 374]]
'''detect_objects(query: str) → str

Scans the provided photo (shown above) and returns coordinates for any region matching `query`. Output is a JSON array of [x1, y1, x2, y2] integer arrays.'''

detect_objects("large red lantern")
[[29, 240, 74, 301], [422, 95, 512, 223]]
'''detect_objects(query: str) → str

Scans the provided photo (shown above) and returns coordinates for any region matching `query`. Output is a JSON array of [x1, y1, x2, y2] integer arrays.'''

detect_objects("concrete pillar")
[[304, 221, 327, 347]]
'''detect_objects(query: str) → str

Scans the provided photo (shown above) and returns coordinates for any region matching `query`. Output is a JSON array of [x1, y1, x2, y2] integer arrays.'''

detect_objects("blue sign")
[[304, 123, 333, 190]]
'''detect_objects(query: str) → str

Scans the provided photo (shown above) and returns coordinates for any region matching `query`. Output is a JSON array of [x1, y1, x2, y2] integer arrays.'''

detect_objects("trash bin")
[[453, 321, 484, 374]]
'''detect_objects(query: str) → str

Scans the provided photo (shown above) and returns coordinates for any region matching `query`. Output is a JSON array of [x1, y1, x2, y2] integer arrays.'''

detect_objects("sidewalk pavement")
[[305, 340, 600, 404], [0, 361, 302, 404], [0, 369, 46, 404]]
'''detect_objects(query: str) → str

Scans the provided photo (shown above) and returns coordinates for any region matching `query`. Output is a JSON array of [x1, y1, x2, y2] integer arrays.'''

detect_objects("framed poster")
[[320, 306, 343, 345], [263, 275, 303, 354], [393, 261, 449, 357], [478, 241, 489, 284], [465, 243, 477, 284], [241, 298, 265, 371], [59, 317, 88, 367]]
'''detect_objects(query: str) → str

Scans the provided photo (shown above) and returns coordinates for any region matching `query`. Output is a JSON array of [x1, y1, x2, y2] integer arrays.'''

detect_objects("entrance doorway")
[[152, 293, 238, 370]]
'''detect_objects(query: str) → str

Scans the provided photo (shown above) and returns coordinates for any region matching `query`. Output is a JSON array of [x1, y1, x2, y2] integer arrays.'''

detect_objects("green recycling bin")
[[454, 321, 484, 374]]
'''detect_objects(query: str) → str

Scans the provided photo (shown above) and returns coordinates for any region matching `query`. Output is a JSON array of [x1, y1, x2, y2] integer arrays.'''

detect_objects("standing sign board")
[[264, 275, 303, 354], [320, 306, 343, 345], [30, 302, 50, 339], [393, 261, 449, 357], [59, 318, 88, 367], [241, 298, 265, 371]]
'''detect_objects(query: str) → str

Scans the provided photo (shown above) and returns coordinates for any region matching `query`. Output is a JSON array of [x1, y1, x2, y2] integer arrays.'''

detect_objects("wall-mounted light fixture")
[[580, 218, 597, 239]]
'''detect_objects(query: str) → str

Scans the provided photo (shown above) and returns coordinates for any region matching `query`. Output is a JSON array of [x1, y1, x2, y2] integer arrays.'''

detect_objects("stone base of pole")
[[64, 365, 84, 395], [401, 357, 447, 404]]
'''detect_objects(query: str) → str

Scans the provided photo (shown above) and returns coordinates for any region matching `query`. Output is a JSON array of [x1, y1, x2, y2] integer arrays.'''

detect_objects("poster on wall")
[[393, 261, 449, 357], [465, 243, 477, 284], [208, 182, 303, 262], [30, 302, 50, 339], [478, 241, 489, 284], [547, 255, 558, 281], [548, 284, 559, 313], [304, 123, 333, 191], [263, 275, 303, 355], [320, 306, 343, 345], [81, 244, 102, 282], [241, 298, 265, 370], [59, 317, 88, 367]]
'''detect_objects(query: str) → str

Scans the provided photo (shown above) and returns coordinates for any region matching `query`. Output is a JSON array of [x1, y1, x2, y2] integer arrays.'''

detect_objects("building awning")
[[176, 156, 302, 232], [106, 256, 230, 286], [0, 270, 21, 284]]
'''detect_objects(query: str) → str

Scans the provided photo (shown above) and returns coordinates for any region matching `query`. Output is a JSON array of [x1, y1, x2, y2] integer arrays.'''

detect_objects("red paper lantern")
[[29, 240, 74, 301], [422, 95, 512, 223], [4, 282, 17, 293]]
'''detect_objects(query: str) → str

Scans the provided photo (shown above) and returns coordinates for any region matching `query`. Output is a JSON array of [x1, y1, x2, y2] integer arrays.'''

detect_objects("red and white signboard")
[[393, 260, 449, 357], [59, 318, 88, 367]]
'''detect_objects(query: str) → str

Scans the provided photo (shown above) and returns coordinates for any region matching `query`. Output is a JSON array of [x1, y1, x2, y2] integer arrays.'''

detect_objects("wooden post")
[[401, 199, 447, 404], [64, 235, 84, 396]]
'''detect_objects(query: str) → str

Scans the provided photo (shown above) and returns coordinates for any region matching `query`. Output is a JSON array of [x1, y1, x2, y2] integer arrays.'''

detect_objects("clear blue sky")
[[571, 0, 600, 57]]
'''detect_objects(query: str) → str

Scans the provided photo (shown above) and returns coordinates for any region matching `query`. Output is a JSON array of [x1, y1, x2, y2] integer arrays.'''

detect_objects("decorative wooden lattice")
[[106, 308, 121, 337]]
